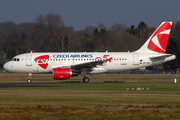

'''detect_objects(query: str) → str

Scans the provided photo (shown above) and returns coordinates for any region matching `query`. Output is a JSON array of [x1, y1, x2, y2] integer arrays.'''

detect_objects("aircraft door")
[[133, 54, 139, 65], [26, 55, 32, 66]]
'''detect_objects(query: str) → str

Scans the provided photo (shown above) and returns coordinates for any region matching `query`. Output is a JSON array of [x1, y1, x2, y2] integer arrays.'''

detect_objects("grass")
[[0, 73, 180, 119]]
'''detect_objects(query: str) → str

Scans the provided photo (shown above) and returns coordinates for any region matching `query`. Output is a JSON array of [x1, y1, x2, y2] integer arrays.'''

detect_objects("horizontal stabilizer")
[[150, 54, 175, 60]]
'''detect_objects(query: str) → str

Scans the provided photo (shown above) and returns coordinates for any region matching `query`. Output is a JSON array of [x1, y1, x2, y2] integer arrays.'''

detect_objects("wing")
[[49, 60, 106, 73], [71, 60, 106, 73], [71, 60, 105, 68]]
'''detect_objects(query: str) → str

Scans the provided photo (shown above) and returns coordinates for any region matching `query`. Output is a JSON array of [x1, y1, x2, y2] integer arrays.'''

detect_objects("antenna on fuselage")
[[30, 50, 33, 53], [106, 50, 108, 53]]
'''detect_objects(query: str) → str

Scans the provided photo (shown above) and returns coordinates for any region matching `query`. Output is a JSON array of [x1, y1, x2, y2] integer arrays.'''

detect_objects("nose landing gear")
[[27, 73, 32, 83]]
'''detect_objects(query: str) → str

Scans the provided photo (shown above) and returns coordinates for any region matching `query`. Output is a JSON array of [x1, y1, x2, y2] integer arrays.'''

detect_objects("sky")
[[0, 0, 179, 30]]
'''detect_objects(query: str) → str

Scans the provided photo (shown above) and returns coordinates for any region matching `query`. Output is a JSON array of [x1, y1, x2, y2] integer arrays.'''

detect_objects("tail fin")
[[136, 22, 172, 53]]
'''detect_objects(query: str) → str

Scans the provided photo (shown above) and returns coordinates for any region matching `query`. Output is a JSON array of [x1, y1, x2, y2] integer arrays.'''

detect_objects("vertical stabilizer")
[[136, 22, 172, 53]]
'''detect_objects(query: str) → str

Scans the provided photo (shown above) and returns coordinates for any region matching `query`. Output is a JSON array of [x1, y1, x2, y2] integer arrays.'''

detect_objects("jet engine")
[[53, 68, 78, 80]]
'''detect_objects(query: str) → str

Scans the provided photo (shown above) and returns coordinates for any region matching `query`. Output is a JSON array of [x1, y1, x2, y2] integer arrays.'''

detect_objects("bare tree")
[[33, 13, 65, 51], [84, 25, 95, 37], [66, 27, 76, 52], [45, 13, 64, 33], [53, 25, 67, 52], [138, 21, 147, 40], [33, 14, 46, 31], [110, 23, 126, 32], [98, 23, 107, 30]]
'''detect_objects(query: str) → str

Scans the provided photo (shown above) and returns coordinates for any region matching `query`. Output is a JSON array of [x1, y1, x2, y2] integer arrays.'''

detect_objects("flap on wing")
[[149, 54, 173, 60], [71, 60, 105, 69]]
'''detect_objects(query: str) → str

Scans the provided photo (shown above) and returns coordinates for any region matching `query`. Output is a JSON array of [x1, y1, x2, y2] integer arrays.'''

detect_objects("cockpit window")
[[11, 58, 15, 61], [11, 58, 20, 62]]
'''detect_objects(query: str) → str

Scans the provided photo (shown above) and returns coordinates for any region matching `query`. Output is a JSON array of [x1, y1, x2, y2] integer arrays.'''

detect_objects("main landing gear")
[[27, 73, 32, 83], [83, 77, 89, 83], [81, 70, 89, 83]]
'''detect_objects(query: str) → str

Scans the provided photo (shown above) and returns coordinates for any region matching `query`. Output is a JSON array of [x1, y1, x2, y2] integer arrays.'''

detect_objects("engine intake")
[[53, 68, 78, 80]]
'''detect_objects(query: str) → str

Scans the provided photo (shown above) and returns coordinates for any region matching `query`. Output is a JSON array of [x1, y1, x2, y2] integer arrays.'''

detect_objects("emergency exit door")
[[26, 55, 32, 66], [133, 54, 139, 65]]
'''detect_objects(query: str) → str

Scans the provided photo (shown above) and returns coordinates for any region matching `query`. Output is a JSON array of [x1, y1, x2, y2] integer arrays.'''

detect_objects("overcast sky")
[[0, 0, 179, 30]]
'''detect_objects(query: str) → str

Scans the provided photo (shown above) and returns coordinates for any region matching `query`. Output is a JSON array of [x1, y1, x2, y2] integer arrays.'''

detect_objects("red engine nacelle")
[[53, 68, 78, 80]]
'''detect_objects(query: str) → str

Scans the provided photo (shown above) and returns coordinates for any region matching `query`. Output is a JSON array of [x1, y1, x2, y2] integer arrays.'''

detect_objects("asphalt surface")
[[0, 82, 77, 88], [0, 81, 125, 88]]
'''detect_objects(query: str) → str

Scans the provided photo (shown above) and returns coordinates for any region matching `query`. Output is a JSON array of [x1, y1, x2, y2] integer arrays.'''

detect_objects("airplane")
[[3, 21, 176, 83]]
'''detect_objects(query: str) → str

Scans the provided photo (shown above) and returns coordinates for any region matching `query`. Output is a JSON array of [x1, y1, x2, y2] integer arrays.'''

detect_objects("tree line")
[[0, 13, 180, 70]]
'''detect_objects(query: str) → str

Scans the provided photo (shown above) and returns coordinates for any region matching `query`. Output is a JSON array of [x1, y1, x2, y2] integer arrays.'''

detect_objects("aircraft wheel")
[[27, 79, 31, 83], [83, 77, 89, 83]]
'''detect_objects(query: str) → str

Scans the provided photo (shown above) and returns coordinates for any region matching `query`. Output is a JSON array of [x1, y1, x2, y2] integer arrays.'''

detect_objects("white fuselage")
[[3, 52, 176, 74]]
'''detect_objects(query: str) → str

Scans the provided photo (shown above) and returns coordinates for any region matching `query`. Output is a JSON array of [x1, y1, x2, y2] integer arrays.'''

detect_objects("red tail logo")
[[148, 22, 171, 53], [35, 55, 49, 69]]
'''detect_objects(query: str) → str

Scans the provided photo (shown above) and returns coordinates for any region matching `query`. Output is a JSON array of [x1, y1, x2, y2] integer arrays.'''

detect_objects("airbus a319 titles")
[[3, 22, 176, 83]]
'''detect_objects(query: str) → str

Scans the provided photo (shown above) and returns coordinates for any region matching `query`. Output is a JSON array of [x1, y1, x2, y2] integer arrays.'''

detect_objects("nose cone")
[[3, 62, 9, 71]]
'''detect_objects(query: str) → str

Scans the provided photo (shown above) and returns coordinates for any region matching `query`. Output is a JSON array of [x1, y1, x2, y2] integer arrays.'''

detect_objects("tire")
[[27, 79, 31, 83], [83, 77, 89, 83]]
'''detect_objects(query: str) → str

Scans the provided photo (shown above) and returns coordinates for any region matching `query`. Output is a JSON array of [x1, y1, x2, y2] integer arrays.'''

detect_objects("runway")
[[0, 83, 63, 88], [0, 82, 82, 88], [0, 81, 125, 88]]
